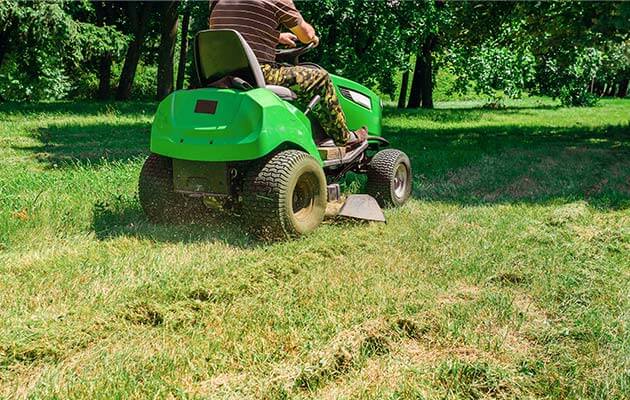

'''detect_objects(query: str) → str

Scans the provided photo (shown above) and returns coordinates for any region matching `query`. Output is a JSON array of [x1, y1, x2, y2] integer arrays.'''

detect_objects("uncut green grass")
[[0, 98, 628, 399]]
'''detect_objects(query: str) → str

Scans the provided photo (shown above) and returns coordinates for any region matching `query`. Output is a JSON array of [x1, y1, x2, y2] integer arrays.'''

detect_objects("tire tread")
[[242, 150, 324, 239], [366, 149, 412, 207]]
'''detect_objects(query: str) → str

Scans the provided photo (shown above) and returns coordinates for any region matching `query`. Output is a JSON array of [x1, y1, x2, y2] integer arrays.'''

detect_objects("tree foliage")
[[444, 1, 629, 106], [0, 0, 627, 105], [298, 0, 412, 97], [0, 0, 125, 101]]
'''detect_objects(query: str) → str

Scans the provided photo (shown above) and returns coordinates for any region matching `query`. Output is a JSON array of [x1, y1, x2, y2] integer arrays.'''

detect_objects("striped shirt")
[[209, 0, 303, 63]]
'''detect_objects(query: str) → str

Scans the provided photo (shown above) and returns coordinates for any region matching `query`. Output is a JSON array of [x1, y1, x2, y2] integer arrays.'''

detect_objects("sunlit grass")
[[0, 98, 628, 399]]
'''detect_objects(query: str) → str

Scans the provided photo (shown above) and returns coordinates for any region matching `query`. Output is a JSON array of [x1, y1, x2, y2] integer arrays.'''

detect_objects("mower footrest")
[[318, 146, 346, 161], [322, 141, 369, 168]]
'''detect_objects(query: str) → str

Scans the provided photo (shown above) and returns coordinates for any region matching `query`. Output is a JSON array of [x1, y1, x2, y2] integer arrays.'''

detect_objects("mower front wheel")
[[366, 149, 412, 207], [243, 150, 327, 239], [138, 154, 205, 222]]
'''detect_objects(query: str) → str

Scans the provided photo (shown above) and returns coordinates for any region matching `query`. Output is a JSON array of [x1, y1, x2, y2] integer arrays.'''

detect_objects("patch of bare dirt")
[[317, 357, 402, 400], [437, 283, 481, 305], [564, 146, 589, 155], [185, 372, 249, 399], [585, 178, 610, 197], [446, 164, 484, 187], [537, 156, 559, 170], [513, 294, 549, 328], [483, 175, 543, 202]]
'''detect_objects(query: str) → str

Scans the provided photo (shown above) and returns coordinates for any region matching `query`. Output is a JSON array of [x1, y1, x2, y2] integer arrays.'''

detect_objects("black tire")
[[366, 149, 412, 207], [138, 154, 204, 222], [242, 150, 327, 239]]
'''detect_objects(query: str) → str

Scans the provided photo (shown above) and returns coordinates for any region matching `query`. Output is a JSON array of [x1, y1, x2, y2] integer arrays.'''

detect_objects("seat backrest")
[[194, 29, 266, 88]]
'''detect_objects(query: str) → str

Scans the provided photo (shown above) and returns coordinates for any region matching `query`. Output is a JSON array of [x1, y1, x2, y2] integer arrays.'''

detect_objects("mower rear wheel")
[[243, 150, 327, 239], [138, 154, 205, 222], [366, 149, 412, 207]]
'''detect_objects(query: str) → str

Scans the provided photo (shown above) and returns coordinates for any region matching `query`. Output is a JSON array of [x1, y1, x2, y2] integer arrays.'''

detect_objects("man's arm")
[[275, 0, 319, 46], [290, 21, 319, 46]]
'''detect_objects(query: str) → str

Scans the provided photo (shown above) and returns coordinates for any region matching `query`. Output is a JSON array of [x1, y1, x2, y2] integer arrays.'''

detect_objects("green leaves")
[[0, 0, 126, 101], [298, 0, 439, 97], [0, 0, 626, 104], [441, 1, 629, 106], [447, 44, 536, 100]]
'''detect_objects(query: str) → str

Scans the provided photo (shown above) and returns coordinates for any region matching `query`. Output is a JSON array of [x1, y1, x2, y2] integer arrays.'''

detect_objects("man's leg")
[[261, 64, 351, 145]]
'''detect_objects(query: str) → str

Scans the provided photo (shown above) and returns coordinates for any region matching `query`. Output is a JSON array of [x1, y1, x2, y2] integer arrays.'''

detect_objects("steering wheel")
[[275, 42, 316, 65]]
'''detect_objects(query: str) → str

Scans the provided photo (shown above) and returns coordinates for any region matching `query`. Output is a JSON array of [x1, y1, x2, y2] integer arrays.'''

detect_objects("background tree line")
[[0, 0, 628, 106]]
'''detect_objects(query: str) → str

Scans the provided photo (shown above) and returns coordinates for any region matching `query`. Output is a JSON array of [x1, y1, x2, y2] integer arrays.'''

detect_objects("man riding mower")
[[138, 1, 412, 239]]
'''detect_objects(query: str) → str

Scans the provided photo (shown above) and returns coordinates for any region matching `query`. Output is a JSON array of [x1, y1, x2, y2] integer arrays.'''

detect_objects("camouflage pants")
[[261, 64, 350, 145]]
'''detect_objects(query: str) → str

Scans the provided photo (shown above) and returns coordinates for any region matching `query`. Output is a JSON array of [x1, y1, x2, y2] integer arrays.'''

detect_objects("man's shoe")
[[346, 127, 368, 146]]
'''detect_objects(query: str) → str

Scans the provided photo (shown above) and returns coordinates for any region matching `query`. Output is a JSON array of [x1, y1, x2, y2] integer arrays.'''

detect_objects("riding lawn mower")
[[139, 29, 412, 239]]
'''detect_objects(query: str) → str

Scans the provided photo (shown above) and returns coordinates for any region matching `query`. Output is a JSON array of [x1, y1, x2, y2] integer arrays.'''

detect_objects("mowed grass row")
[[0, 98, 628, 399]]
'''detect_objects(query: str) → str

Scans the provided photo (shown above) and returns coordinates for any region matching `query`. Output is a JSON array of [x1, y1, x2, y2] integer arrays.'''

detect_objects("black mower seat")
[[195, 29, 297, 101]]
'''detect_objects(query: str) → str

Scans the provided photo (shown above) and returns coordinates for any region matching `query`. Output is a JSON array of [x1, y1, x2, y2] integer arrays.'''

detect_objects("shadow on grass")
[[2, 100, 157, 117], [382, 121, 630, 210], [16, 121, 151, 167], [383, 104, 564, 124], [7, 101, 157, 168], [14, 100, 630, 220], [91, 196, 255, 248]]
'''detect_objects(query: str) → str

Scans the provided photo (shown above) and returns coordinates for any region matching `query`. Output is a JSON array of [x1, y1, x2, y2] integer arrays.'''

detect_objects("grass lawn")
[[0, 97, 628, 399]]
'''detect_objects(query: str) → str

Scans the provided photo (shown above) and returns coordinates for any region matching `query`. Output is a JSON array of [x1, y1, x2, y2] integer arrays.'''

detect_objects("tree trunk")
[[176, 4, 190, 90], [397, 70, 410, 109], [617, 79, 629, 98], [0, 29, 5, 100], [0, 31, 8, 69], [97, 53, 113, 100], [0, 21, 14, 69], [115, 36, 143, 100], [407, 54, 424, 108], [156, 1, 180, 100], [407, 35, 436, 109], [421, 38, 434, 109], [0, 28, 8, 67], [95, 1, 112, 100], [116, 1, 152, 101]]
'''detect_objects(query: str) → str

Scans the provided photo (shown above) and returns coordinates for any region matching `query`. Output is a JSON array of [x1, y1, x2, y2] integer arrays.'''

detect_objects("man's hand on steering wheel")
[[280, 32, 319, 48], [279, 32, 298, 48], [276, 31, 318, 64]]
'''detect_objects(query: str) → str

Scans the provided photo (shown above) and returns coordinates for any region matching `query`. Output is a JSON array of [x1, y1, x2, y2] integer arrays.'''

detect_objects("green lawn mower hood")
[[150, 86, 321, 163]]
